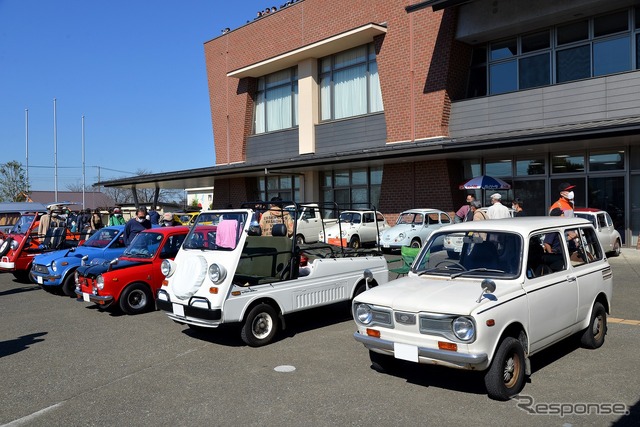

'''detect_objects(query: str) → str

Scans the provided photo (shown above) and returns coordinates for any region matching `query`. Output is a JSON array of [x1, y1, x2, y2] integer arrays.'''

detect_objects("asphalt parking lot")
[[1, 250, 639, 427]]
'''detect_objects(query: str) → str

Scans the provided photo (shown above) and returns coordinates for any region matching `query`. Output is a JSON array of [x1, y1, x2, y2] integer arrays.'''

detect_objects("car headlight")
[[11, 240, 19, 250], [397, 232, 406, 241], [96, 275, 104, 290], [51, 260, 57, 272], [452, 317, 475, 341], [340, 230, 347, 237], [161, 259, 174, 277], [208, 263, 226, 284], [355, 303, 373, 325]]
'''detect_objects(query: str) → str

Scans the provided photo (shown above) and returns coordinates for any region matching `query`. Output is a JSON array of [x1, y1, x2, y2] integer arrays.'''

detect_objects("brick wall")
[[205, 0, 464, 164], [211, 178, 252, 209]]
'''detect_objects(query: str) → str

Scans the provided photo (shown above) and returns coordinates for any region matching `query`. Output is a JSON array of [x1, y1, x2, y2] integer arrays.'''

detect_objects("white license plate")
[[383, 243, 390, 248], [394, 342, 419, 362], [82, 292, 90, 302], [37, 276, 43, 284], [172, 303, 185, 317]]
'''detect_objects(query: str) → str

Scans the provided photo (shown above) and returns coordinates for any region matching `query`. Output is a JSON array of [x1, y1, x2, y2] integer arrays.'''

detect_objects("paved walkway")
[[608, 247, 640, 324]]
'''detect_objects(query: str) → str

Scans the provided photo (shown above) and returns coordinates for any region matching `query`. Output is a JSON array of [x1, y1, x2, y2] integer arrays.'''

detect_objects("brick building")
[[102, 0, 640, 246]]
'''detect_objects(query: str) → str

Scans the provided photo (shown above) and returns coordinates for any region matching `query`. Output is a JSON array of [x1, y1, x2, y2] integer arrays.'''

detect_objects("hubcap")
[[593, 314, 603, 339], [252, 313, 272, 339], [503, 354, 520, 388], [128, 290, 147, 309]]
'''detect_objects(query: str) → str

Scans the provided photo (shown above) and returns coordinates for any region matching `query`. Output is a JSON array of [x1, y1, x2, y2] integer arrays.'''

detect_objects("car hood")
[[77, 258, 151, 279], [382, 224, 419, 236], [34, 246, 117, 266], [357, 275, 519, 316]]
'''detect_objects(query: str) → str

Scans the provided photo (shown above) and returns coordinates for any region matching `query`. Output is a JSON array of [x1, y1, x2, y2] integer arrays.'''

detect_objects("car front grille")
[[32, 264, 49, 274]]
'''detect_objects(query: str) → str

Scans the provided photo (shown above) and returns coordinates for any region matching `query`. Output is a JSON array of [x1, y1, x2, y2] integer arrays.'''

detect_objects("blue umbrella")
[[459, 175, 511, 190]]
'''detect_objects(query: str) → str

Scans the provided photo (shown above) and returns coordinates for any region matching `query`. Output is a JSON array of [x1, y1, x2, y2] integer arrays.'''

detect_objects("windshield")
[[339, 212, 361, 224], [84, 228, 121, 248], [396, 212, 424, 225], [183, 211, 247, 251], [10, 214, 35, 234], [574, 213, 597, 228], [124, 232, 163, 258], [413, 230, 523, 278]]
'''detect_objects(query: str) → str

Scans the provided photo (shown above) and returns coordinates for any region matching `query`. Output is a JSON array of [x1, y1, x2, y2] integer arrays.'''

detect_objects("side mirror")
[[476, 279, 496, 303], [108, 258, 119, 271], [363, 269, 374, 290], [81, 255, 89, 266]]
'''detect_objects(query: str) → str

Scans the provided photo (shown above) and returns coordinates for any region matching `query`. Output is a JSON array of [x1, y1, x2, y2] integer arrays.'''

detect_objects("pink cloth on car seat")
[[215, 219, 238, 249]]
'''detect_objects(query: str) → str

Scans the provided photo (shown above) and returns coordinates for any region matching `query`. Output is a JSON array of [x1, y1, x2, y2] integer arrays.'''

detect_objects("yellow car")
[[176, 212, 199, 226]]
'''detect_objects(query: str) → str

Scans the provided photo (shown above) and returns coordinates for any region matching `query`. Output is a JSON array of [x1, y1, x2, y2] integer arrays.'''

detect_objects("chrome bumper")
[[353, 331, 488, 366], [75, 290, 113, 304]]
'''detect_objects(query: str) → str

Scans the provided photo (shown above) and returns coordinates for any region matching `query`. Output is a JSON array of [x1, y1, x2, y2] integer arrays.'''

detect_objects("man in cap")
[[486, 193, 510, 219], [160, 212, 180, 227], [549, 182, 575, 217]]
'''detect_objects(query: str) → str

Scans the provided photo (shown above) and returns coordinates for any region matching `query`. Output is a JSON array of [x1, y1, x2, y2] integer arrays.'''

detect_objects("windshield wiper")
[[451, 268, 505, 278]]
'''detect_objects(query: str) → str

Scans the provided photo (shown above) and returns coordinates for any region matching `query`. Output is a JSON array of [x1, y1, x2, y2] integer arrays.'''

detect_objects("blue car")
[[31, 226, 126, 297]]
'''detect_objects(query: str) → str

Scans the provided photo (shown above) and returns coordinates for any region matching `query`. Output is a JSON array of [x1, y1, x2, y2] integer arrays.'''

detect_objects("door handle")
[[567, 276, 577, 282]]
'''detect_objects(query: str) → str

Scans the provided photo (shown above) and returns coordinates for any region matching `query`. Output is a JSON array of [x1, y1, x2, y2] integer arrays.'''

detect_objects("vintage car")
[[156, 204, 389, 346], [76, 226, 188, 314], [574, 208, 622, 256], [0, 202, 48, 235], [353, 217, 612, 400], [177, 212, 199, 226], [380, 209, 451, 250], [31, 226, 126, 296], [319, 210, 389, 249]]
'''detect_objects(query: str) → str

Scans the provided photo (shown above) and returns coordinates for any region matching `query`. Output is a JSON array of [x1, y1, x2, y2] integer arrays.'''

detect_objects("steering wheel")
[[435, 260, 467, 271]]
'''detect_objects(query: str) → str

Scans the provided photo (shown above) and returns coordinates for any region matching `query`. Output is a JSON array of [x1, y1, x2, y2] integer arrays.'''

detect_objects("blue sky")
[[0, 0, 270, 191]]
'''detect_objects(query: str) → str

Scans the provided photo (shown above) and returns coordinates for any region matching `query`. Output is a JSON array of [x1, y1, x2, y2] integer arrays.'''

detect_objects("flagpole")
[[82, 115, 86, 210], [53, 98, 58, 203], [25, 109, 29, 191]]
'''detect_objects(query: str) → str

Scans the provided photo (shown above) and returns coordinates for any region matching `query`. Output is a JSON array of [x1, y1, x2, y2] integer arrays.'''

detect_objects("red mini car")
[[75, 226, 188, 315]]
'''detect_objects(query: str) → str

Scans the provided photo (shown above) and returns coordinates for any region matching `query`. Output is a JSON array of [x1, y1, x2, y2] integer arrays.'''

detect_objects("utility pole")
[[82, 115, 86, 210], [53, 98, 58, 203]]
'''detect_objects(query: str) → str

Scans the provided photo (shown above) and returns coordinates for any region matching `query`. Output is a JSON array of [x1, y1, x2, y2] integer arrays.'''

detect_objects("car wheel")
[[410, 239, 421, 249], [241, 303, 279, 347], [369, 350, 398, 373], [61, 272, 77, 297], [581, 302, 607, 349], [119, 283, 153, 315], [0, 237, 12, 257], [611, 240, 621, 257], [349, 236, 361, 250], [12, 270, 31, 283], [295, 234, 305, 246], [484, 337, 526, 401]]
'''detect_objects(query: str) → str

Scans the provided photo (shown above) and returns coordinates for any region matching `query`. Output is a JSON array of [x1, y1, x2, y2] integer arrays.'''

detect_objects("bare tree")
[[102, 186, 133, 205], [0, 161, 30, 202], [66, 181, 89, 192]]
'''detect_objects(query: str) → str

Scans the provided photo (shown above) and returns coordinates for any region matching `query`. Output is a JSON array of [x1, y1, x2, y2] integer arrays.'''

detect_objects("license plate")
[[83, 292, 90, 302], [383, 243, 390, 248], [172, 303, 185, 317], [394, 342, 419, 362], [37, 276, 43, 284]]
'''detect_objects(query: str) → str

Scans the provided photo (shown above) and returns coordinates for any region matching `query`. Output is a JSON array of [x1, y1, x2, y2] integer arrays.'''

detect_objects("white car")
[[319, 210, 389, 249], [574, 208, 622, 256], [353, 217, 612, 400], [380, 209, 451, 250]]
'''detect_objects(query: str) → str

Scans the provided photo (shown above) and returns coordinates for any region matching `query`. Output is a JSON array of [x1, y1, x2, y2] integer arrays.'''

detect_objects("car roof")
[[574, 208, 602, 213], [438, 216, 591, 234], [141, 226, 189, 235], [400, 209, 447, 214]]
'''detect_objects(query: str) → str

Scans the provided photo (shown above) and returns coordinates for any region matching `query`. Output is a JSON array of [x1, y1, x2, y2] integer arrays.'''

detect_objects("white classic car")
[[380, 209, 451, 250], [157, 205, 389, 347], [353, 217, 612, 400], [574, 208, 622, 256], [319, 210, 389, 249]]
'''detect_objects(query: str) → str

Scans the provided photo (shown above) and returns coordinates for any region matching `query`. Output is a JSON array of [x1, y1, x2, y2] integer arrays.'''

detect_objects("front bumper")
[[75, 290, 114, 306], [0, 257, 15, 269], [32, 273, 62, 286], [353, 331, 488, 368], [156, 290, 222, 327]]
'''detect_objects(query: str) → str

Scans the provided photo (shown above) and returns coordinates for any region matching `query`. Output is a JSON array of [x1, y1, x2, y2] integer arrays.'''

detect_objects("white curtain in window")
[[334, 64, 366, 119], [266, 85, 291, 131], [320, 75, 331, 120], [369, 62, 384, 113], [293, 82, 299, 126], [254, 91, 265, 133]]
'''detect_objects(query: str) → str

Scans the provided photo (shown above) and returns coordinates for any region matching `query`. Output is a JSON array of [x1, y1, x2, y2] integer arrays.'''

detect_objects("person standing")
[[124, 207, 152, 245], [470, 201, 488, 221], [259, 197, 294, 236], [455, 194, 475, 223], [108, 207, 126, 226], [512, 198, 525, 217], [90, 209, 104, 230], [486, 193, 510, 219], [549, 182, 575, 217], [148, 208, 160, 225]]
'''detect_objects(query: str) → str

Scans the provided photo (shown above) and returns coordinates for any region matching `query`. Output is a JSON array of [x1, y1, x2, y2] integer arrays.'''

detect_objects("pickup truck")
[[156, 203, 389, 347]]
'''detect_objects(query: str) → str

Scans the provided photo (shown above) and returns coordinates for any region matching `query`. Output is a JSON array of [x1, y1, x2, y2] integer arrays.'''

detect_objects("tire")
[[484, 337, 526, 401], [410, 239, 421, 249], [369, 350, 397, 373], [295, 234, 305, 246], [12, 270, 31, 283], [353, 282, 367, 299], [610, 240, 621, 257], [119, 283, 153, 315], [581, 302, 607, 349], [61, 272, 77, 297], [241, 303, 279, 347], [0, 237, 13, 257], [349, 236, 361, 250]]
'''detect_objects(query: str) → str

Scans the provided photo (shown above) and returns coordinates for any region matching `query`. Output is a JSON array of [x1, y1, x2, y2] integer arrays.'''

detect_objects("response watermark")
[[513, 395, 630, 418]]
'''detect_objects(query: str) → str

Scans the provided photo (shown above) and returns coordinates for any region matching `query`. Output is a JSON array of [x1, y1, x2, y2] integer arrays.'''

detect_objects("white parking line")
[[1, 402, 64, 427]]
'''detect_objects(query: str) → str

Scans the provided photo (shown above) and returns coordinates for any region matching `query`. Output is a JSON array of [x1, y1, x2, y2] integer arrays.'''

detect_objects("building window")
[[552, 153, 585, 173], [319, 44, 383, 121], [254, 68, 298, 134], [320, 167, 382, 213], [589, 151, 625, 172], [257, 175, 301, 201], [466, 7, 639, 98]]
